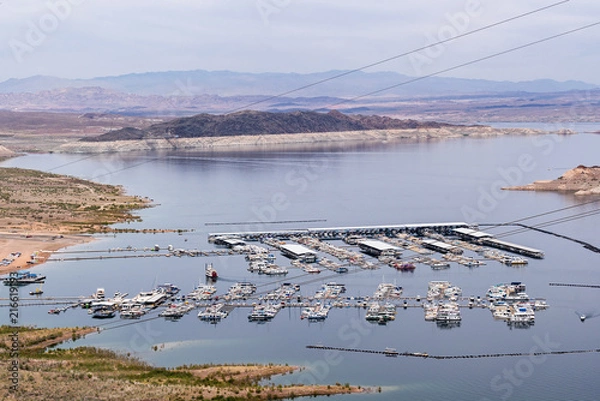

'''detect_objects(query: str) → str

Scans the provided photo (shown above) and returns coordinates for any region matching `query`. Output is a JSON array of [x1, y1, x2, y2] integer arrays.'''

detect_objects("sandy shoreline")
[[0, 232, 93, 275]]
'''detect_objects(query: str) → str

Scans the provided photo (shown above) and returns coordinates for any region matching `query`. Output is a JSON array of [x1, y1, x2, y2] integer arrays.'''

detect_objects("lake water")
[[1, 124, 599, 400]]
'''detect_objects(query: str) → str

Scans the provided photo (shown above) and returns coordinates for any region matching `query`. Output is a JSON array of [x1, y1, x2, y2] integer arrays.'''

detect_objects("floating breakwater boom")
[[306, 345, 600, 360]]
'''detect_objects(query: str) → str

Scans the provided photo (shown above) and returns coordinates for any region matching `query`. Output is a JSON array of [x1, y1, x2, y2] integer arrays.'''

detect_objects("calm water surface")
[[1, 126, 599, 400]]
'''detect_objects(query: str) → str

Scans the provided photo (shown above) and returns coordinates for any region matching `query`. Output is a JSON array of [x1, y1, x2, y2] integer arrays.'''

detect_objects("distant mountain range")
[[0, 69, 596, 98], [82, 110, 456, 142], [0, 70, 598, 123]]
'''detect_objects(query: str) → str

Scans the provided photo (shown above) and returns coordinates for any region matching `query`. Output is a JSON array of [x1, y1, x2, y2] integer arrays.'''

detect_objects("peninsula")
[[0, 326, 364, 400], [503, 165, 600, 195], [0, 167, 149, 273]]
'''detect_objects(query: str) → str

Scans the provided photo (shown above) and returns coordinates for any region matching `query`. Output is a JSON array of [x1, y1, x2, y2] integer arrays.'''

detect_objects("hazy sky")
[[0, 0, 598, 84]]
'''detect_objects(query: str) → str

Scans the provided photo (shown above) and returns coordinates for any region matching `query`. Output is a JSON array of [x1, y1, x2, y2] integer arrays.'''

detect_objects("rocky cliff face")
[[504, 165, 600, 195], [81, 110, 456, 142]]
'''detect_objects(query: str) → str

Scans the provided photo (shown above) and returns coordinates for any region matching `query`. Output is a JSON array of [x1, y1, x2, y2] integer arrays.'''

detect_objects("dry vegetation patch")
[[0, 167, 149, 233], [0, 326, 364, 401]]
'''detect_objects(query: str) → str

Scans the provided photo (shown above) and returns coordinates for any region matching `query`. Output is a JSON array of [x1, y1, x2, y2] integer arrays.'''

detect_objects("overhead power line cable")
[[228, 0, 571, 112], [331, 21, 600, 107], [483, 199, 600, 230]]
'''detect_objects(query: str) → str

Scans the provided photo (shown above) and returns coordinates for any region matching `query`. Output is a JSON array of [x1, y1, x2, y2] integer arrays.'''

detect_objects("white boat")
[[2, 271, 46, 286], [132, 288, 169, 307], [314, 282, 346, 299], [92, 308, 116, 319], [373, 283, 403, 299], [156, 283, 180, 296], [384, 347, 399, 357], [120, 302, 147, 319], [423, 303, 438, 321], [502, 256, 529, 265], [248, 304, 280, 322], [435, 303, 461, 322], [187, 284, 217, 301], [301, 303, 331, 321], [509, 304, 535, 324], [486, 282, 529, 302], [248, 260, 268, 272], [159, 303, 193, 319], [303, 265, 321, 274], [490, 302, 511, 320], [264, 282, 300, 301], [29, 284, 44, 296], [225, 282, 256, 300], [205, 263, 218, 279], [261, 266, 288, 276], [198, 303, 228, 322], [365, 302, 396, 322]]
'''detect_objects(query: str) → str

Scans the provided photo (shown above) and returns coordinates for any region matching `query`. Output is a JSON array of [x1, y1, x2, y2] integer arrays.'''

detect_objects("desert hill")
[[503, 165, 600, 195], [81, 110, 457, 142]]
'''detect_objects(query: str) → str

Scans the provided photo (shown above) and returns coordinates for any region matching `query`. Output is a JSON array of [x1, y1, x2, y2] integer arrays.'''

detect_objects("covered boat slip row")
[[210, 222, 470, 243], [210, 222, 544, 259], [453, 227, 544, 259]]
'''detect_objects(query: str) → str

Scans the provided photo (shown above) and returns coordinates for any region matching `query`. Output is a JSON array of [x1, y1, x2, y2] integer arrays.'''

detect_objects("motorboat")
[[29, 285, 44, 296], [248, 304, 280, 322], [198, 303, 228, 322], [92, 308, 116, 319], [3, 271, 46, 286], [205, 263, 218, 279], [187, 284, 217, 301]]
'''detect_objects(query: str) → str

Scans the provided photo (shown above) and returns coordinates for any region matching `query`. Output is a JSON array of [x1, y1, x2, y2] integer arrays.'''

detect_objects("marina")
[[2, 224, 553, 329]]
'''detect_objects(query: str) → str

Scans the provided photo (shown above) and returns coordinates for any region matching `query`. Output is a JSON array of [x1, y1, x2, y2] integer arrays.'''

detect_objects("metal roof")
[[280, 243, 317, 256], [483, 238, 544, 255], [421, 239, 456, 250], [358, 239, 399, 251], [453, 227, 493, 239]]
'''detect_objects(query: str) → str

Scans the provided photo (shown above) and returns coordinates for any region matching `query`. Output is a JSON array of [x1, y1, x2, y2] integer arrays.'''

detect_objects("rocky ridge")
[[81, 110, 456, 142]]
